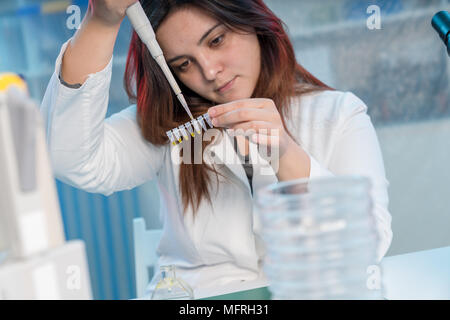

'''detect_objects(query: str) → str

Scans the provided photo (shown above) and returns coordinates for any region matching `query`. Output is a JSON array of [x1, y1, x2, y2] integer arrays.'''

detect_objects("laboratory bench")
[[202, 245, 450, 300]]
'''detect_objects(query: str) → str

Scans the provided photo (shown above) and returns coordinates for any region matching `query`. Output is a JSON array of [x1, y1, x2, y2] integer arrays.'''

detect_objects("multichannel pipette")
[[126, 1, 193, 120], [126, 2, 215, 145]]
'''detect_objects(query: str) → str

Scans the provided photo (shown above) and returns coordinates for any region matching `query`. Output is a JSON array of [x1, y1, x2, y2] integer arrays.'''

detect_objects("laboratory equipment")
[[0, 73, 64, 258], [255, 176, 383, 300], [126, 1, 192, 119], [125, 2, 216, 146], [151, 265, 194, 300], [432, 11, 450, 56], [166, 112, 214, 145], [0, 73, 92, 299]]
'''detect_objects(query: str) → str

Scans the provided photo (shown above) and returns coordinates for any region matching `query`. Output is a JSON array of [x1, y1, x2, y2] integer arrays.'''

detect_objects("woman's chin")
[[208, 88, 252, 105]]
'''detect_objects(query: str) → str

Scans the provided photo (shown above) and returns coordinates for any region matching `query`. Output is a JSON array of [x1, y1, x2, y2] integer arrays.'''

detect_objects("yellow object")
[[0, 73, 28, 93], [41, 1, 71, 14]]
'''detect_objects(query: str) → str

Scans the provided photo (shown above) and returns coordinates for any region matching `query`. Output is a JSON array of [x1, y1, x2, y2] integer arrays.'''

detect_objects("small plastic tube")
[[185, 122, 195, 137], [172, 128, 182, 143], [191, 119, 202, 135], [166, 130, 176, 145], [178, 125, 189, 141], [203, 113, 214, 128], [197, 116, 207, 131]]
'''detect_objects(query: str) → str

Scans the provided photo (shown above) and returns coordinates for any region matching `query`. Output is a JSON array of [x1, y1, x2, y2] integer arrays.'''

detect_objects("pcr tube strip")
[[166, 112, 214, 145]]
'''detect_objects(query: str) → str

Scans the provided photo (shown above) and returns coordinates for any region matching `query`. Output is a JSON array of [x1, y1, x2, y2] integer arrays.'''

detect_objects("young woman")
[[40, 0, 393, 298]]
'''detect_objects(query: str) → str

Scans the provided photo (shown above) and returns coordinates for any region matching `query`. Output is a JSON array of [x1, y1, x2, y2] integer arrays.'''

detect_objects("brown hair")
[[124, 0, 333, 215]]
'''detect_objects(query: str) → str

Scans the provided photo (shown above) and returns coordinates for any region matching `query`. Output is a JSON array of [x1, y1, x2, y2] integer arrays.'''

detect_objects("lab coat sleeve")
[[307, 151, 335, 178], [39, 39, 166, 196], [308, 92, 393, 263]]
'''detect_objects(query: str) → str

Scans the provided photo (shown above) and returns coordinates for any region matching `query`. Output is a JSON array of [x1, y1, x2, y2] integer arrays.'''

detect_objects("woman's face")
[[156, 6, 261, 105]]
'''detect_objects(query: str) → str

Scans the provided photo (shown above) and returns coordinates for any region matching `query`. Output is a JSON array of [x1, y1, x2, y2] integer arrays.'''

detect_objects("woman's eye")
[[177, 60, 190, 71], [210, 34, 224, 46]]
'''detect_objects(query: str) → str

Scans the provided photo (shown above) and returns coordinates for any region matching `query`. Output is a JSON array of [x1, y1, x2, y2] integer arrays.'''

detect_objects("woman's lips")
[[217, 77, 237, 94]]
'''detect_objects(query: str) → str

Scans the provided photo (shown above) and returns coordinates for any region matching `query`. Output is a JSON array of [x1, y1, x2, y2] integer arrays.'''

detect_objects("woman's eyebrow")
[[197, 22, 223, 45], [166, 22, 223, 65]]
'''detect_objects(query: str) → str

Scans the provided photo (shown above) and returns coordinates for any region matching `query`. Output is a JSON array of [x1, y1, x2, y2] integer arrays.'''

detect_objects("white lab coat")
[[40, 40, 393, 298]]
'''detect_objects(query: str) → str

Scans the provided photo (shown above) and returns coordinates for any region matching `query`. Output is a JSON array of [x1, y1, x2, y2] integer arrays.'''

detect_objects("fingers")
[[208, 98, 273, 118], [229, 120, 279, 133], [208, 98, 283, 149], [227, 122, 282, 150], [211, 108, 275, 127]]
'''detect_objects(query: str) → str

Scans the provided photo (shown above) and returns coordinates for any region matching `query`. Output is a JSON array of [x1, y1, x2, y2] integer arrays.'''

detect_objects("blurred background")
[[0, 0, 448, 299]]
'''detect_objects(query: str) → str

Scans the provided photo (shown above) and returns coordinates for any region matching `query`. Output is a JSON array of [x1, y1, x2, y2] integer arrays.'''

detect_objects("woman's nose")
[[197, 53, 223, 81]]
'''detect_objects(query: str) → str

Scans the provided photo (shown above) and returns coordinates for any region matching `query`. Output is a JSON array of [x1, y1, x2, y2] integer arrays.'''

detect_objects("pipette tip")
[[177, 93, 194, 121]]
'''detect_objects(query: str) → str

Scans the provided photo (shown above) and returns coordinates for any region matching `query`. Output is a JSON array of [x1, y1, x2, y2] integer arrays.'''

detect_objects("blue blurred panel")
[[343, 0, 404, 20], [0, 1, 90, 100], [16, 5, 41, 17], [56, 180, 141, 300]]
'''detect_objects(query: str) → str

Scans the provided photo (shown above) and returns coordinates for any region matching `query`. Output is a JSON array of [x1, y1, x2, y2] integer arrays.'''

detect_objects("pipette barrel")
[[126, 2, 194, 120]]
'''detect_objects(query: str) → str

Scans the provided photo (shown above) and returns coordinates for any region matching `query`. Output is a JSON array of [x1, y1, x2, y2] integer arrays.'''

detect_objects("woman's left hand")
[[207, 98, 293, 156]]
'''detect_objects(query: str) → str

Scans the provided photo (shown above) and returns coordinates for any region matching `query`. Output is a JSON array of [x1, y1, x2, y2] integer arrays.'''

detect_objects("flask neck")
[[160, 265, 176, 280]]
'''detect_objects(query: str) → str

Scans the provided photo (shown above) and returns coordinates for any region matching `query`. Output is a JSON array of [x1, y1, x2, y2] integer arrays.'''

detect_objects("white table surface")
[[189, 246, 450, 299], [205, 246, 450, 300], [136, 246, 450, 300], [381, 245, 450, 300]]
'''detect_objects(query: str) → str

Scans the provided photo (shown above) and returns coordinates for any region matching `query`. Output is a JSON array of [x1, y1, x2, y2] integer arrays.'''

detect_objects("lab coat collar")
[[209, 131, 250, 193], [207, 131, 279, 196]]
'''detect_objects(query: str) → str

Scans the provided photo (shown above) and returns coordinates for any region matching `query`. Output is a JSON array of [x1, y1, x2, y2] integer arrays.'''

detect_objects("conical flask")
[[151, 265, 194, 300]]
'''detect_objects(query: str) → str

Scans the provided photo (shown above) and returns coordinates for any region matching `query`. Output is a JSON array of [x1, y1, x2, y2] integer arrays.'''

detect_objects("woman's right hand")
[[61, 0, 138, 85], [88, 0, 138, 27]]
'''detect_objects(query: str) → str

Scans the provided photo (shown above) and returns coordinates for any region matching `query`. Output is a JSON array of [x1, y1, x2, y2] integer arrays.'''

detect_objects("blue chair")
[[133, 217, 163, 298]]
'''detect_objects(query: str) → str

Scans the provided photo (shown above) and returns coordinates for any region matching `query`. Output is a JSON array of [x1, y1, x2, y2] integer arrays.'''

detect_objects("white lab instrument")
[[0, 240, 91, 299], [0, 74, 92, 299]]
